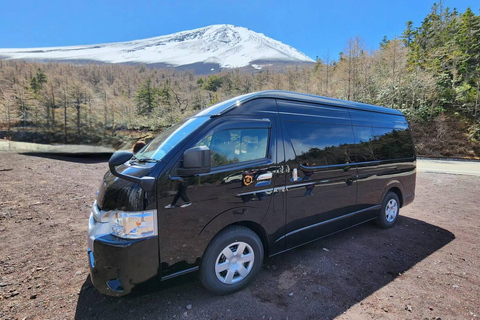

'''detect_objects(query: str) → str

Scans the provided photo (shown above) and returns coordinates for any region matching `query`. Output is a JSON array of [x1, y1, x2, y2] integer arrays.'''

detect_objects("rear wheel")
[[200, 226, 263, 295], [376, 191, 400, 228]]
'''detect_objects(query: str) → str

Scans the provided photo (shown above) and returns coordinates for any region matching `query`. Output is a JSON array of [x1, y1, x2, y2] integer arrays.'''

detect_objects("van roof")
[[196, 90, 404, 117]]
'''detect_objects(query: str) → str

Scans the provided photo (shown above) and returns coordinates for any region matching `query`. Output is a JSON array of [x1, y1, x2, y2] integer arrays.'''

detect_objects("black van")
[[88, 90, 416, 296]]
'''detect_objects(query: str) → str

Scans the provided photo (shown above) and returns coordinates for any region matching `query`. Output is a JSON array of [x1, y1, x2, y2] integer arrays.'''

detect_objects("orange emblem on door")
[[243, 174, 253, 186]]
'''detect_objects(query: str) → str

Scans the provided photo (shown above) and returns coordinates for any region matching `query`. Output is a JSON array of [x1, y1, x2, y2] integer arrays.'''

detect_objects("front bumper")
[[88, 213, 160, 296]]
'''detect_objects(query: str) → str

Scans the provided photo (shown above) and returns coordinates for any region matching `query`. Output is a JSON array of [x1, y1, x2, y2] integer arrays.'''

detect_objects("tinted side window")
[[197, 128, 269, 167], [372, 127, 414, 160], [353, 126, 376, 162], [284, 121, 355, 166]]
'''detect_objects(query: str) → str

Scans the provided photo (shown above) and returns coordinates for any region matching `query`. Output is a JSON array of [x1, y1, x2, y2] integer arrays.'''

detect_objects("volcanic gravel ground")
[[0, 153, 478, 319]]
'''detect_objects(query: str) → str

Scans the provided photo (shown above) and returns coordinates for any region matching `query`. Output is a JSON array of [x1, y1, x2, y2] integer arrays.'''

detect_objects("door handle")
[[257, 172, 273, 181]]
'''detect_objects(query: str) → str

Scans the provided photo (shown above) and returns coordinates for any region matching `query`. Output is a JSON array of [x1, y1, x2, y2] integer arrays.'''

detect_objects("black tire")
[[376, 191, 400, 228], [200, 226, 264, 295]]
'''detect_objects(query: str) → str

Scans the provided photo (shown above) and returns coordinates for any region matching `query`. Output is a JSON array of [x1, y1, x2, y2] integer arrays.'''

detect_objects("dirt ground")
[[0, 153, 479, 320]]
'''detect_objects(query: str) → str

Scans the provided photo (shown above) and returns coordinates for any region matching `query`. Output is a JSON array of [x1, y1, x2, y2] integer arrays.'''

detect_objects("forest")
[[0, 3, 479, 157]]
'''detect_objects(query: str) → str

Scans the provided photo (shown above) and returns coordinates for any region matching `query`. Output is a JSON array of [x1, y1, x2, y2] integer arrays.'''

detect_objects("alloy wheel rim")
[[215, 241, 255, 284], [385, 199, 398, 222]]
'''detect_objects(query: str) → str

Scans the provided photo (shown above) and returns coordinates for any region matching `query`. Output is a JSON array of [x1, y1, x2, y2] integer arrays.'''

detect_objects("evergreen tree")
[[30, 69, 47, 94], [202, 75, 223, 92], [134, 77, 161, 115], [401, 21, 415, 47]]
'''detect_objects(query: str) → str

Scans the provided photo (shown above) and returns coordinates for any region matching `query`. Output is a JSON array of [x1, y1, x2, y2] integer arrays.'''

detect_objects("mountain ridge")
[[0, 24, 314, 71]]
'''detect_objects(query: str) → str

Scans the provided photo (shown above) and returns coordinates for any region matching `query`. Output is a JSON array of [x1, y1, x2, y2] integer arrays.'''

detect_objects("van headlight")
[[91, 201, 157, 239], [110, 210, 158, 239]]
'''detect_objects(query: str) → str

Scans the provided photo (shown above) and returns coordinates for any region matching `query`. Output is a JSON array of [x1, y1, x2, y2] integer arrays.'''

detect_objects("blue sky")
[[1, 0, 478, 61]]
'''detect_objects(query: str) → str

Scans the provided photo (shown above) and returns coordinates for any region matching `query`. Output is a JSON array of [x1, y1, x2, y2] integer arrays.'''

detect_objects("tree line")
[[0, 3, 479, 156]]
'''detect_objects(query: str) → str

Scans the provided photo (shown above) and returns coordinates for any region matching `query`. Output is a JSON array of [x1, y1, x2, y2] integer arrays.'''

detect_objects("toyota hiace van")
[[87, 90, 416, 296]]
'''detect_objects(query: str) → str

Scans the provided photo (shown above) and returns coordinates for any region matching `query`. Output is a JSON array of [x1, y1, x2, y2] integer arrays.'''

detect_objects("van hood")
[[96, 162, 163, 211]]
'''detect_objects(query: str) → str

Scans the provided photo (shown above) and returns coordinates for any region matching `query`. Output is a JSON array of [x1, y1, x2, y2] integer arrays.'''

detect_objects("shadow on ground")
[[75, 216, 455, 320], [21, 152, 112, 164]]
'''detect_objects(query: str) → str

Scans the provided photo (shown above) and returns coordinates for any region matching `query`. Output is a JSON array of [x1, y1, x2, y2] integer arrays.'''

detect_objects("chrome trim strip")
[[286, 182, 316, 189], [274, 186, 286, 193], [161, 266, 199, 281], [285, 181, 325, 190], [275, 205, 381, 243], [295, 158, 415, 171]]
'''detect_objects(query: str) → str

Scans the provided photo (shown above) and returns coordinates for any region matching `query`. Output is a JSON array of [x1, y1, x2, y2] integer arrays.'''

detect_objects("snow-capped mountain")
[[0, 24, 314, 71]]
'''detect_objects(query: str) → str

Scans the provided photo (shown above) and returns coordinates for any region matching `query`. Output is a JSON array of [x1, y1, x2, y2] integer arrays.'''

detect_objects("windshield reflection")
[[135, 117, 210, 161]]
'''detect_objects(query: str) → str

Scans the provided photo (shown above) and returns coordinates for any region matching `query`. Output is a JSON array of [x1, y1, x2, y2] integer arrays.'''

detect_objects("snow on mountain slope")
[[0, 25, 314, 69]]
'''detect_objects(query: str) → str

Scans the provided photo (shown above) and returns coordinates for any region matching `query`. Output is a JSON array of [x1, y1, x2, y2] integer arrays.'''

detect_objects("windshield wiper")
[[131, 156, 159, 163]]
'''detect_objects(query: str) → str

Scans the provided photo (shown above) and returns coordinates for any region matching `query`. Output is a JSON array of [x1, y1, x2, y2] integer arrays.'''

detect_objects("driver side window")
[[196, 128, 269, 167]]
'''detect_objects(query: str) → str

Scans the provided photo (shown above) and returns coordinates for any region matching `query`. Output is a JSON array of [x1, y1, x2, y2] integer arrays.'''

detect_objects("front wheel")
[[200, 226, 264, 295], [376, 191, 400, 228]]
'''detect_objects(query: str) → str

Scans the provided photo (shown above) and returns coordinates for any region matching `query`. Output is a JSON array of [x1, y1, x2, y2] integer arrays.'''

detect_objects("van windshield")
[[134, 117, 209, 161]]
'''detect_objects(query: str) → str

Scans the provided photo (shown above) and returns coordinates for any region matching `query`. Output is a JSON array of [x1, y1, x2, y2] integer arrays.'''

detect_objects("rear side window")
[[372, 127, 414, 160], [284, 121, 355, 166], [353, 126, 376, 162], [196, 128, 269, 167]]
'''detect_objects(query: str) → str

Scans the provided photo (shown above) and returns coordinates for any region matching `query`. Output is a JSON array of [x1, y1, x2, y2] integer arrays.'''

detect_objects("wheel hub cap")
[[215, 241, 255, 285], [385, 199, 398, 222]]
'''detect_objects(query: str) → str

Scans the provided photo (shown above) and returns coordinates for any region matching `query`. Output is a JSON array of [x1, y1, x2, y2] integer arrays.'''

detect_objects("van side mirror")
[[108, 151, 155, 192], [109, 150, 134, 167], [177, 146, 211, 176]]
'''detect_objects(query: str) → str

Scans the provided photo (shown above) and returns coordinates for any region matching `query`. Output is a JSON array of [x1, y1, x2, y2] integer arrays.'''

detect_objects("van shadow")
[[74, 216, 455, 320], [21, 152, 112, 164]]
